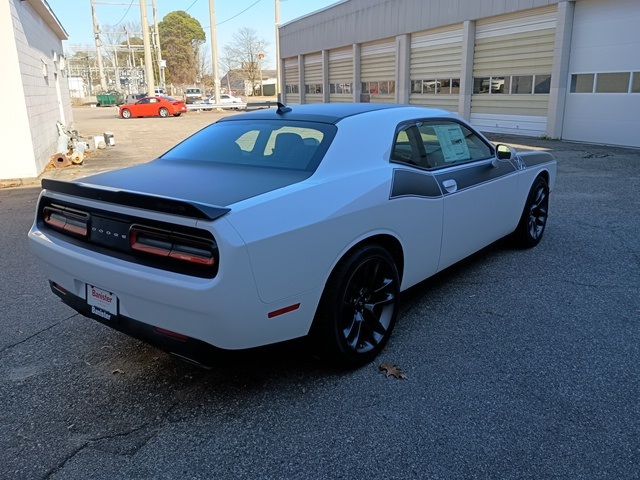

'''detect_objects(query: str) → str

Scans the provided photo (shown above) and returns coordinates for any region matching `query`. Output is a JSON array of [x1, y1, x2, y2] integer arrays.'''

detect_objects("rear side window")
[[161, 120, 337, 172]]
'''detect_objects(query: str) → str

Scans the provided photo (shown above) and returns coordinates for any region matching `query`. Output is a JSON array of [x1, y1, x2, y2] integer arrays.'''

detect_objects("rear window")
[[161, 120, 337, 171], [186, 89, 201, 94]]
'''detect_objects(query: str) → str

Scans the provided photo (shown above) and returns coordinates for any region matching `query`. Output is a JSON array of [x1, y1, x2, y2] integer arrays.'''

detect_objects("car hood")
[[80, 159, 312, 208]]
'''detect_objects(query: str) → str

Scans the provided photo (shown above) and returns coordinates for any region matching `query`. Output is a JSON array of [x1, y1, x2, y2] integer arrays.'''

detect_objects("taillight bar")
[[43, 206, 89, 238], [129, 225, 217, 267]]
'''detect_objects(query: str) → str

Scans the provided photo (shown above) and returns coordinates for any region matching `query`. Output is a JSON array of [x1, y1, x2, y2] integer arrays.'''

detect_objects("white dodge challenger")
[[29, 103, 556, 367]]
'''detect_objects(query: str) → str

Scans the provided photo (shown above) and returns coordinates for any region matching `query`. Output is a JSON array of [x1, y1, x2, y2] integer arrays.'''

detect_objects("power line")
[[186, 0, 200, 11], [112, 0, 135, 26], [203, 0, 263, 28]]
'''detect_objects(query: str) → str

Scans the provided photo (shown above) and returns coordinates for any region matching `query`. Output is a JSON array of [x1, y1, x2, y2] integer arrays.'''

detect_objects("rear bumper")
[[29, 220, 320, 350], [50, 281, 220, 366]]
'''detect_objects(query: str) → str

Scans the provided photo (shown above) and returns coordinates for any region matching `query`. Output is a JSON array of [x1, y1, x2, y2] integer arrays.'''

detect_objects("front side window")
[[161, 120, 336, 172], [416, 121, 492, 169]]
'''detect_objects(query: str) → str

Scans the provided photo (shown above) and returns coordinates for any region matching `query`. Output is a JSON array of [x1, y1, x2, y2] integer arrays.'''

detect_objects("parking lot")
[[1, 108, 639, 479]]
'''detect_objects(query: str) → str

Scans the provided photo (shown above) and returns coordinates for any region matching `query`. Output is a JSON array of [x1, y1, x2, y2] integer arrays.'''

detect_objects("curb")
[[0, 177, 40, 189]]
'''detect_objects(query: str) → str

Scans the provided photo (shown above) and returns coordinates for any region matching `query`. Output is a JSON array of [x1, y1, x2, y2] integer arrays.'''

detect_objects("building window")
[[490, 77, 509, 94], [362, 81, 394, 96], [570, 74, 594, 93], [473, 77, 490, 94], [305, 83, 323, 94], [411, 77, 460, 95], [330, 83, 352, 94], [285, 84, 299, 94], [512, 75, 533, 94], [596, 72, 630, 93], [451, 78, 460, 94], [534, 74, 551, 94], [633, 73, 640, 93], [474, 75, 551, 95]]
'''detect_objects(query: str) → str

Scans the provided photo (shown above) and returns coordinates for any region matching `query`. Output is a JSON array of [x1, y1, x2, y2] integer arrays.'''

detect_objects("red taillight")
[[129, 226, 216, 267], [43, 206, 89, 238]]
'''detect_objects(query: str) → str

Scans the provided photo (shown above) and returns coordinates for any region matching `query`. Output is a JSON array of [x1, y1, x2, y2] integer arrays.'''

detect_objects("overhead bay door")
[[304, 53, 323, 104], [361, 39, 396, 104], [562, 0, 640, 147], [471, 6, 557, 136], [410, 24, 463, 111], [329, 47, 353, 103], [284, 57, 300, 104]]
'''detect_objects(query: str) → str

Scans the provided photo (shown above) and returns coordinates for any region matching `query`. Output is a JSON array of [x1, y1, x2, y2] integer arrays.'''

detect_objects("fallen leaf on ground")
[[379, 364, 407, 380], [112, 369, 125, 375]]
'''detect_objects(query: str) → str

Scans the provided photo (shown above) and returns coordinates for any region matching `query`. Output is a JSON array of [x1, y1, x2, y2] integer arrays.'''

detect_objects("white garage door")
[[562, 0, 640, 147]]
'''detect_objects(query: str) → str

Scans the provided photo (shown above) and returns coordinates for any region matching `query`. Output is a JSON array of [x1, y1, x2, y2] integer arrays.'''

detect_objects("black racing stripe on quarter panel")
[[42, 179, 230, 221], [390, 169, 442, 199], [518, 151, 555, 168], [434, 160, 516, 194]]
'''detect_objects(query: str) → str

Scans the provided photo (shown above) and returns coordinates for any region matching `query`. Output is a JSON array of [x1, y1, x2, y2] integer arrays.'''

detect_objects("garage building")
[[278, 0, 640, 148]]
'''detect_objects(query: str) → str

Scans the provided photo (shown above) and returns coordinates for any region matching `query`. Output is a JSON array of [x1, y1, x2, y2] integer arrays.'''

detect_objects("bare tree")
[[224, 28, 268, 95]]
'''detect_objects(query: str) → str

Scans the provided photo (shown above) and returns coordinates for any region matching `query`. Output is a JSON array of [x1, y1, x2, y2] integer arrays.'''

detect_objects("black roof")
[[218, 103, 403, 124]]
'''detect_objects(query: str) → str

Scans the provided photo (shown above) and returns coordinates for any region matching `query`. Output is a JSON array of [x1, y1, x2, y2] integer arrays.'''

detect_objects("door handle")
[[442, 179, 457, 193]]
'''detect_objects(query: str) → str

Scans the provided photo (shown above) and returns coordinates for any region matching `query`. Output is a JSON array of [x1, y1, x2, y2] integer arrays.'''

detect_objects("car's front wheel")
[[312, 245, 400, 367], [120, 109, 131, 119], [159, 107, 169, 118], [513, 175, 549, 248]]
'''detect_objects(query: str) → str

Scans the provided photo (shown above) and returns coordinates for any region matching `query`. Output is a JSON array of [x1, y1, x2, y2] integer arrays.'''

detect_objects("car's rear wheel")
[[159, 107, 169, 118], [312, 245, 400, 368], [513, 175, 549, 248], [121, 109, 131, 119]]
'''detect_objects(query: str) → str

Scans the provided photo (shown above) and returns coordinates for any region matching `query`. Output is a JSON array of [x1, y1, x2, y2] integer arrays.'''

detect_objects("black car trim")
[[41, 179, 230, 221], [50, 281, 221, 367], [389, 168, 442, 199], [518, 152, 555, 168], [433, 158, 517, 196]]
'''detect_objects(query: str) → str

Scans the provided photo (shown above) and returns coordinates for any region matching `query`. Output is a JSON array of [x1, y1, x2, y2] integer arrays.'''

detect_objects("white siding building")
[[279, 0, 640, 148], [0, 0, 72, 180]]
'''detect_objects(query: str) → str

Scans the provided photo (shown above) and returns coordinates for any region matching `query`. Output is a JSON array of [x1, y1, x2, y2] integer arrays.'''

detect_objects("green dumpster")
[[96, 92, 123, 106]]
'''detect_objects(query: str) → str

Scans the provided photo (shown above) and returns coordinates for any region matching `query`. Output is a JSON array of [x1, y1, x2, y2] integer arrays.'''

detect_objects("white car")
[[203, 94, 245, 110], [28, 104, 556, 367]]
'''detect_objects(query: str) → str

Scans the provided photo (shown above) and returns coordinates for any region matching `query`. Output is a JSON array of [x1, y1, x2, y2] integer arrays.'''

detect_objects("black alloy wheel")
[[513, 175, 550, 248], [312, 245, 400, 367]]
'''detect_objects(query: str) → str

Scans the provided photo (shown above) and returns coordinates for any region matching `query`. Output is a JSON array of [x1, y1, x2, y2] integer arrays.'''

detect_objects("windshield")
[[161, 120, 337, 172]]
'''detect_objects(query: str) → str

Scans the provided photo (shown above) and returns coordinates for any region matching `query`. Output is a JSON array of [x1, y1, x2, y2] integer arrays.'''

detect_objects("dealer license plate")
[[86, 284, 118, 319]]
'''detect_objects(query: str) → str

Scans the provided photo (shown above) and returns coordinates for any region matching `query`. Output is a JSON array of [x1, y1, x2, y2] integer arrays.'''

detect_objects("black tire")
[[173, 113, 181, 117], [121, 108, 131, 119], [311, 245, 400, 368], [512, 175, 550, 248], [159, 107, 169, 118]]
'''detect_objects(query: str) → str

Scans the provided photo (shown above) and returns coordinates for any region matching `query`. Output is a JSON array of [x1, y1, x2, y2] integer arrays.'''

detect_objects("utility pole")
[[139, 0, 155, 95], [151, 0, 164, 87], [275, 0, 281, 100], [209, 0, 221, 105], [90, 0, 107, 91]]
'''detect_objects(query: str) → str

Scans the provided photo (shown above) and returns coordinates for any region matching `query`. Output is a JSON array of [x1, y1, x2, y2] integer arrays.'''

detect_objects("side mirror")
[[495, 144, 513, 160]]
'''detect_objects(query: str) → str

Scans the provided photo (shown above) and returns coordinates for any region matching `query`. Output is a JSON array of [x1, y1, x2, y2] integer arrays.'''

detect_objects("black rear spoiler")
[[41, 179, 230, 222]]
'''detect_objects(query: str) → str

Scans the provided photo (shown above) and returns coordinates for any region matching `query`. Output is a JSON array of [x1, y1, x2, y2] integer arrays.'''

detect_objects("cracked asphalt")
[[1, 136, 639, 479]]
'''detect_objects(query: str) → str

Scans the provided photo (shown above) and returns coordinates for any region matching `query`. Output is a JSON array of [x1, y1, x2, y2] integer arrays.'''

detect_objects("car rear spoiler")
[[41, 179, 230, 222]]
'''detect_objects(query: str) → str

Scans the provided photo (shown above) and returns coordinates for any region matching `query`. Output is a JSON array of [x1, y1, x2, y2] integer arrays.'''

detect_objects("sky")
[[48, 0, 340, 70]]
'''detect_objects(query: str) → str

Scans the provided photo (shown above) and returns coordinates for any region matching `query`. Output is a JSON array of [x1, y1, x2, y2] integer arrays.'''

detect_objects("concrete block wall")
[[10, 0, 73, 176]]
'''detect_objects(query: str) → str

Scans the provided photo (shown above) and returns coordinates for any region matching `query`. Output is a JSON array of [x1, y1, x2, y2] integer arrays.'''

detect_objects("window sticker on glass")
[[433, 124, 470, 163]]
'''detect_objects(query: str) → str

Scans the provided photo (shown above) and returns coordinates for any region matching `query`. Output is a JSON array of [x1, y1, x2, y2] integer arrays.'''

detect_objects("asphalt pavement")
[[0, 137, 638, 479]]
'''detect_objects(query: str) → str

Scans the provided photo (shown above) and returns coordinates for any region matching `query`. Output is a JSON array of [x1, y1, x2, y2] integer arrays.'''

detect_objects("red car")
[[119, 97, 187, 119]]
